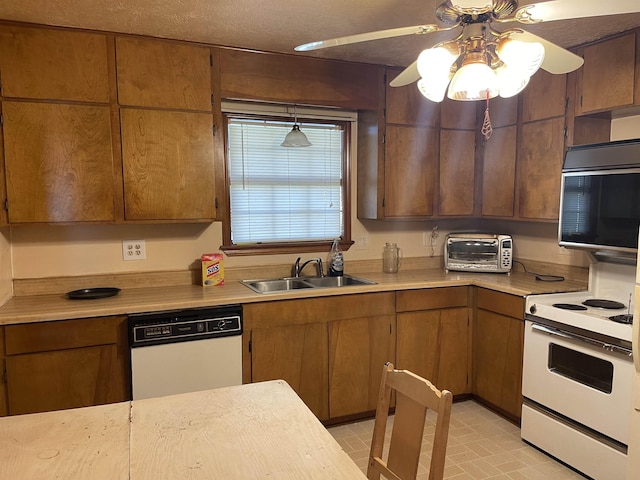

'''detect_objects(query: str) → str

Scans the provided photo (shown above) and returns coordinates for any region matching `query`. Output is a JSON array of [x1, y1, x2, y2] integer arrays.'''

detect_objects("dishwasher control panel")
[[129, 305, 242, 347]]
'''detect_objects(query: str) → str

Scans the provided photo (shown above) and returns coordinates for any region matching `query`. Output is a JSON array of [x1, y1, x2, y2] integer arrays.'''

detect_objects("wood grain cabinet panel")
[[482, 126, 517, 217], [439, 129, 475, 216], [2, 101, 115, 223], [396, 287, 470, 395], [5, 316, 130, 416], [383, 125, 438, 218], [250, 323, 329, 420], [385, 69, 439, 126], [473, 289, 525, 422], [521, 71, 567, 122], [517, 117, 565, 220], [120, 108, 216, 221], [576, 33, 636, 114], [0, 25, 109, 102], [0, 326, 6, 417], [397, 308, 469, 395], [328, 315, 395, 418], [116, 37, 212, 111]]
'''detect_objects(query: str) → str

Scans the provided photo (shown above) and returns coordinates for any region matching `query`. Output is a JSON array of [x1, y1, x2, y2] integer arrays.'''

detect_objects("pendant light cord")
[[481, 93, 492, 141]]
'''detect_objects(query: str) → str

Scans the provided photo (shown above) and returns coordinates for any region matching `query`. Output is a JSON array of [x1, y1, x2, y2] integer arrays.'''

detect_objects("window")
[[221, 103, 353, 255]]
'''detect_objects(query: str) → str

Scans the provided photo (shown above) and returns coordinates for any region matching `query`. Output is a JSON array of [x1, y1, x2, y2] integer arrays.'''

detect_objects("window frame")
[[220, 105, 353, 256]]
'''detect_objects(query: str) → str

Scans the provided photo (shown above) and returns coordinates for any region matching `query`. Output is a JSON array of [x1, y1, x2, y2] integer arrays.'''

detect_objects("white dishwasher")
[[129, 305, 242, 400]]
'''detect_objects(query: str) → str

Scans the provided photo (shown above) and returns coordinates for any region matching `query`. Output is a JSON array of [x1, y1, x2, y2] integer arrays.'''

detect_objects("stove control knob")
[[529, 304, 537, 315]]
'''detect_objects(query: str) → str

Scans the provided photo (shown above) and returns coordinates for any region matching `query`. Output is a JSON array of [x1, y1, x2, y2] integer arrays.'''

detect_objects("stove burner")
[[582, 299, 626, 309], [609, 314, 633, 325], [553, 303, 588, 311]]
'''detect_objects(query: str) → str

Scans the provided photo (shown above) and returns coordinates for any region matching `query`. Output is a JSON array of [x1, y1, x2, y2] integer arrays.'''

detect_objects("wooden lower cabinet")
[[473, 288, 525, 422], [395, 287, 471, 395], [250, 322, 329, 420], [328, 315, 395, 418], [4, 316, 130, 415], [0, 326, 6, 416], [243, 292, 395, 421]]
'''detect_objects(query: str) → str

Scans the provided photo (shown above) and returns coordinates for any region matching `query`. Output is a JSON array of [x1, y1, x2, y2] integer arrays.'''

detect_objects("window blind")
[[561, 175, 591, 236], [227, 117, 344, 244]]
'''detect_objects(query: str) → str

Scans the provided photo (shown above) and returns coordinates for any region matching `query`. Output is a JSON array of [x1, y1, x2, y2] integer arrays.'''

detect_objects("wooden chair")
[[367, 362, 453, 480]]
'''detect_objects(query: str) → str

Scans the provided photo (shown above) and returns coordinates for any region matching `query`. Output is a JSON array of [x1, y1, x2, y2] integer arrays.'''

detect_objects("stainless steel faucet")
[[292, 257, 324, 277]]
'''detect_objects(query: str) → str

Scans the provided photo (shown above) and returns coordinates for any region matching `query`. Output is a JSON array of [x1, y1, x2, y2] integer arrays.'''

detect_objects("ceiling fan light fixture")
[[447, 53, 499, 101], [496, 38, 545, 77], [495, 64, 530, 98], [416, 46, 459, 79], [417, 75, 452, 102], [281, 105, 312, 148]]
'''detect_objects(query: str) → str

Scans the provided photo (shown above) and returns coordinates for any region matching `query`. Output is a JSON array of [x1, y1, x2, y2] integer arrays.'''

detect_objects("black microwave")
[[559, 139, 640, 254]]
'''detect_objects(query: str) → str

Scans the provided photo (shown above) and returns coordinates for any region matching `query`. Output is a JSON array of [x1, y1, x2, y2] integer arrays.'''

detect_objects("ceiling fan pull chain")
[[481, 95, 492, 141]]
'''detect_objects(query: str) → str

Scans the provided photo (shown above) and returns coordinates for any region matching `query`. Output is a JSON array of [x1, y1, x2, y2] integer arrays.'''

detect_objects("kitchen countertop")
[[0, 269, 588, 326]]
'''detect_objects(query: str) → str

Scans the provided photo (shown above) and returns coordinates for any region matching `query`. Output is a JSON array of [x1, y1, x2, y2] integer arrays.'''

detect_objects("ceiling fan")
[[295, 0, 640, 102]]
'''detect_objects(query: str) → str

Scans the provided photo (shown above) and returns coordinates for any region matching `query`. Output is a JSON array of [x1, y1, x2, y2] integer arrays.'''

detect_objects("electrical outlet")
[[355, 234, 369, 250], [123, 240, 146, 261]]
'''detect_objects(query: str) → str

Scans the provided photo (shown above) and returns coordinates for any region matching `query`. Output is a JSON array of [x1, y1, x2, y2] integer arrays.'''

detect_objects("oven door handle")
[[531, 323, 633, 357]]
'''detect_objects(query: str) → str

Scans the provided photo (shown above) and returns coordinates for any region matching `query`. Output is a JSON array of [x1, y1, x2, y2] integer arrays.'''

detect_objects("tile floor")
[[328, 400, 587, 479]]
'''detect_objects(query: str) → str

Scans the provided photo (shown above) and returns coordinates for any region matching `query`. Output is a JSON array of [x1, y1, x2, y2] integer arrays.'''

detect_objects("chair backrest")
[[367, 362, 453, 480]]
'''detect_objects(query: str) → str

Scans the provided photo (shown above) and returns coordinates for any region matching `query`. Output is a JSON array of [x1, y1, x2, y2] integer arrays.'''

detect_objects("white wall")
[[9, 116, 640, 280]]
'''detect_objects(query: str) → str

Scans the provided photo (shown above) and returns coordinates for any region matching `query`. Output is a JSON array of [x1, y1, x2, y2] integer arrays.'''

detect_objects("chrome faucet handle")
[[316, 258, 325, 277], [292, 257, 302, 277]]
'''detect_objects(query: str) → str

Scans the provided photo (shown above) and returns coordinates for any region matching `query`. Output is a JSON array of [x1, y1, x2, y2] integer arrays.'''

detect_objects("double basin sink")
[[241, 275, 376, 294]]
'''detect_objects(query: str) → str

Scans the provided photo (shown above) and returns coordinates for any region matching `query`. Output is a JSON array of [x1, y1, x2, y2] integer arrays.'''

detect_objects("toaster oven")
[[445, 233, 512, 273]]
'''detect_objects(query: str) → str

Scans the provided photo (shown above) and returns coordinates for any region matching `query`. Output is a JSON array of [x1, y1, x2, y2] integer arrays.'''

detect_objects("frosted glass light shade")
[[416, 46, 458, 103], [447, 61, 498, 101], [495, 65, 530, 98], [281, 124, 312, 147], [497, 38, 545, 77]]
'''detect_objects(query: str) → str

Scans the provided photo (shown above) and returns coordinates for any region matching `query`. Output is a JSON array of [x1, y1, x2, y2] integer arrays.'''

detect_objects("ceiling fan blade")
[[295, 24, 442, 52], [514, 0, 640, 24], [511, 31, 584, 74], [389, 61, 420, 87]]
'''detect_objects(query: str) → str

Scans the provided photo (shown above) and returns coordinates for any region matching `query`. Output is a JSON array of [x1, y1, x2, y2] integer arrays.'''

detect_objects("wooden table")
[[0, 381, 366, 479]]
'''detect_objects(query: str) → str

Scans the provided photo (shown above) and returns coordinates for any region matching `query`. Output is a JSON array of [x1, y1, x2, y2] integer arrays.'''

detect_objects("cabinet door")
[[439, 129, 475, 216], [116, 37, 212, 111], [473, 309, 524, 421], [0, 326, 6, 417], [482, 126, 516, 217], [384, 125, 438, 217], [577, 33, 636, 114], [328, 315, 395, 418], [517, 117, 565, 220], [121, 108, 216, 221], [386, 69, 439, 126], [3, 101, 115, 223], [250, 323, 329, 420], [521, 71, 567, 122], [0, 25, 109, 102], [6, 345, 127, 415], [396, 308, 469, 395]]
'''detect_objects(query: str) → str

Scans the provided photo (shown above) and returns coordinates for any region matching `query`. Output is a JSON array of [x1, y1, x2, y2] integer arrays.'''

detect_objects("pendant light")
[[281, 105, 312, 147]]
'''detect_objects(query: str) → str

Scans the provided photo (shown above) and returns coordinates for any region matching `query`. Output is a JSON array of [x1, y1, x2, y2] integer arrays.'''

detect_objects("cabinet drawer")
[[396, 286, 469, 312], [5, 316, 126, 355], [476, 288, 524, 319], [244, 292, 395, 329]]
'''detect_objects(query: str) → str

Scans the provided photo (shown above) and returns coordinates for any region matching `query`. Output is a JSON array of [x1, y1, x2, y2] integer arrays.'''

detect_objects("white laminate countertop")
[[0, 269, 588, 326]]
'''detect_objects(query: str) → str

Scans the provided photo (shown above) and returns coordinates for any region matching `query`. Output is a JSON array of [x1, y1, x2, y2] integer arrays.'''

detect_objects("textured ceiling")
[[0, 0, 639, 68]]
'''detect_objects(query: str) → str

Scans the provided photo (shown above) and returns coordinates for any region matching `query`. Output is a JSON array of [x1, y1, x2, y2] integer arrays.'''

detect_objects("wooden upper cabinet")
[[383, 125, 438, 218], [441, 99, 478, 130], [116, 37, 212, 111], [120, 108, 216, 221], [0, 25, 110, 102], [385, 68, 439, 126], [485, 96, 518, 128], [482, 126, 517, 217], [517, 117, 565, 220], [218, 48, 380, 110], [3, 102, 115, 223], [576, 33, 636, 115], [522, 70, 567, 122], [439, 129, 475, 216]]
